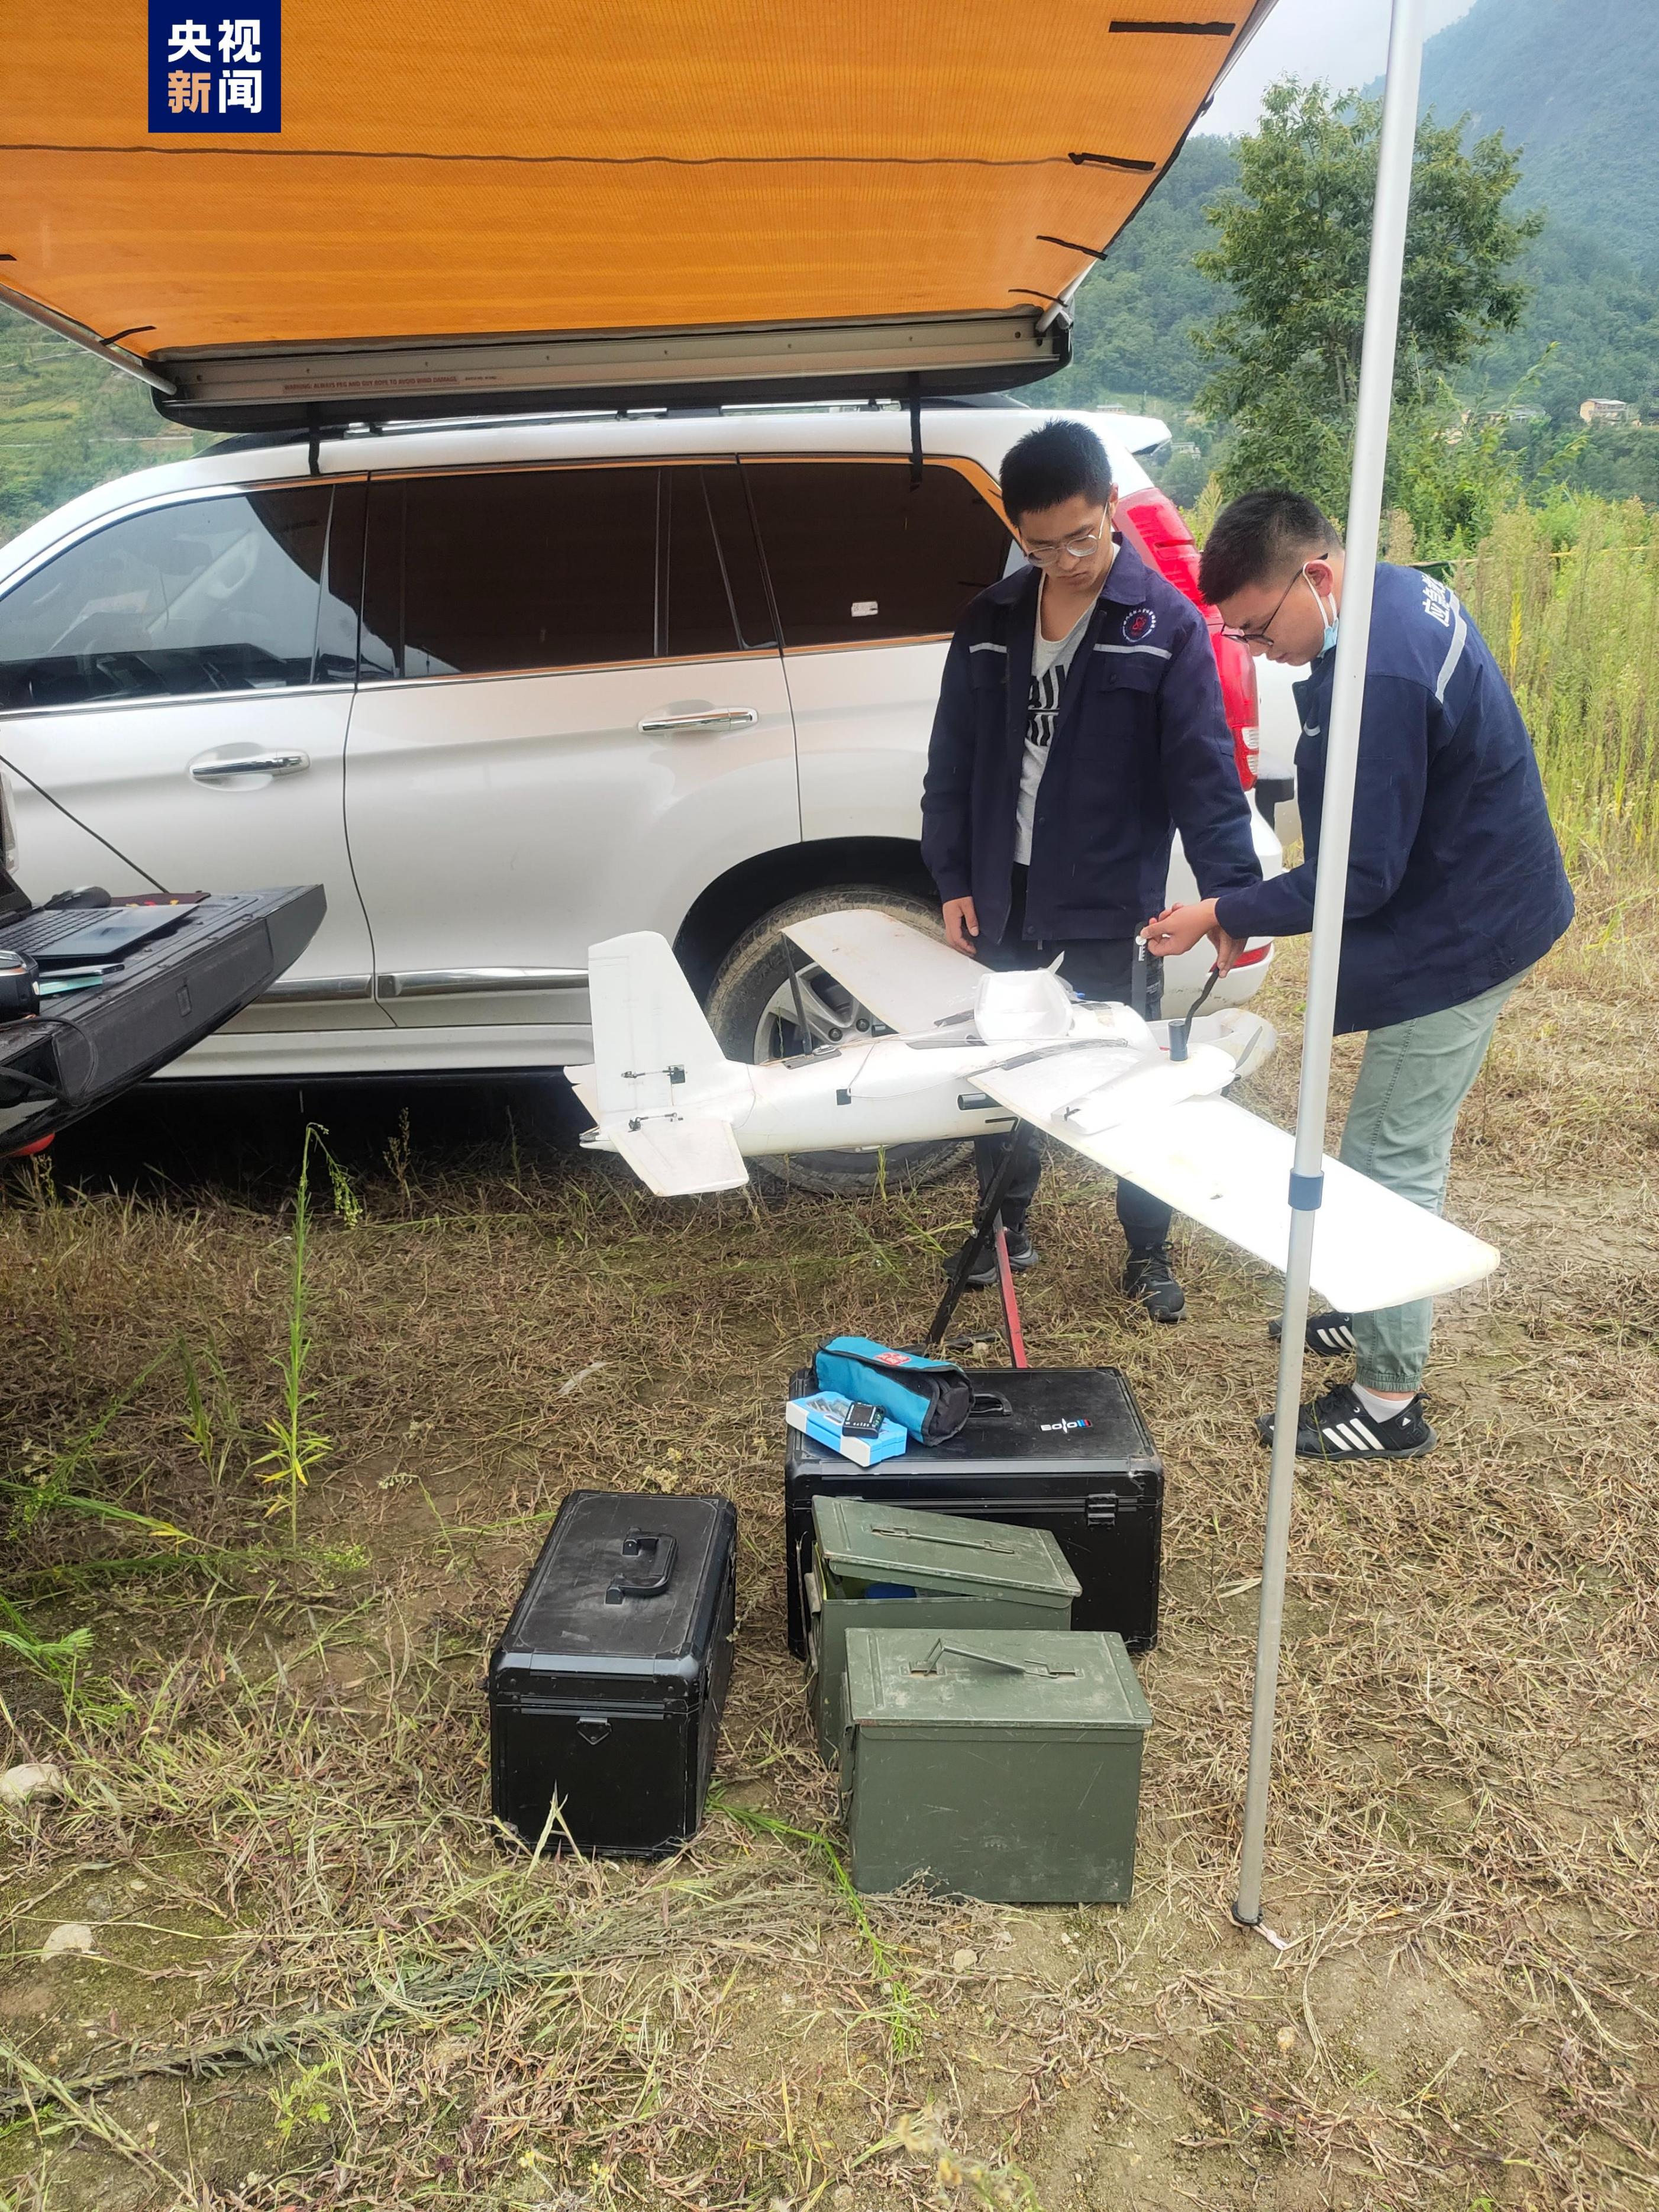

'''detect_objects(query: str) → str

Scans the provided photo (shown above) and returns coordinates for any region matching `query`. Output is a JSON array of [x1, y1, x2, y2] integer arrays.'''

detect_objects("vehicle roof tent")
[[0, 0, 1272, 430]]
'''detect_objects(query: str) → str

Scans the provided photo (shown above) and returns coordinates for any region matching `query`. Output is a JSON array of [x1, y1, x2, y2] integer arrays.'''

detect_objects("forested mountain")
[[1056, 0, 1659, 436], [1410, 0, 1659, 273]]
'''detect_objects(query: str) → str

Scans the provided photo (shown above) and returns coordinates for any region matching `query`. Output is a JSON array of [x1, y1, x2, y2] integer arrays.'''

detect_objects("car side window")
[[741, 460, 1012, 648], [362, 466, 656, 679], [0, 486, 341, 712]]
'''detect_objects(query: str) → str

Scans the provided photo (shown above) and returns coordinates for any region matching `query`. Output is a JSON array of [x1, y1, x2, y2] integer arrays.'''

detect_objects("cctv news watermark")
[[149, 7, 281, 133]]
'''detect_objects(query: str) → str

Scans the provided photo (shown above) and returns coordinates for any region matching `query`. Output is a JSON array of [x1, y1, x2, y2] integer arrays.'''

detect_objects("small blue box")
[[785, 1392, 908, 1468]]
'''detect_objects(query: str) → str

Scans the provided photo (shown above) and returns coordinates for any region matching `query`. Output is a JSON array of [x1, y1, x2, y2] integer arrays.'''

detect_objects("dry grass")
[[0, 874, 1655, 2211]]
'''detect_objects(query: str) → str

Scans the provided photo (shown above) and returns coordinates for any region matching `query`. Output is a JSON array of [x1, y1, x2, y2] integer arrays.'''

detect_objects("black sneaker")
[[1269, 1310, 1357, 1357], [940, 1226, 1038, 1290], [1256, 1382, 1437, 1461], [1124, 1245, 1184, 1323]]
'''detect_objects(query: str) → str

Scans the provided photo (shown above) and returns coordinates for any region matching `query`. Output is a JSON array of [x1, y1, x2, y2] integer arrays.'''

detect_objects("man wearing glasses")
[[921, 418, 1262, 1320], [1143, 489, 1573, 1459]]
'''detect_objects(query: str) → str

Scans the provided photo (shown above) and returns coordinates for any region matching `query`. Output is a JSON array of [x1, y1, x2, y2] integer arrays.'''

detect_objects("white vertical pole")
[[1232, 0, 1428, 1929]]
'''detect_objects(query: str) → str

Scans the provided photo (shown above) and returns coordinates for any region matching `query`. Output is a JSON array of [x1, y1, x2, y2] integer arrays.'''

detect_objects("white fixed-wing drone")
[[568, 911, 1497, 1314]]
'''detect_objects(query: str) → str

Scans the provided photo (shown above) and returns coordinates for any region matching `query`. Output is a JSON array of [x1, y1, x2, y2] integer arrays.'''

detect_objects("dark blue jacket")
[[920, 537, 1261, 945], [1214, 564, 1574, 1035]]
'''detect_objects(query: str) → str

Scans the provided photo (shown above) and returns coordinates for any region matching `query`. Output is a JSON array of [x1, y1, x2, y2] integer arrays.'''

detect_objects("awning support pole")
[[0, 283, 177, 396], [1232, 0, 1427, 1931]]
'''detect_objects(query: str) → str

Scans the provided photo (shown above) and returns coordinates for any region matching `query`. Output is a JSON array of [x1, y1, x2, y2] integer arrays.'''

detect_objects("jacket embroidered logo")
[[1124, 606, 1156, 642]]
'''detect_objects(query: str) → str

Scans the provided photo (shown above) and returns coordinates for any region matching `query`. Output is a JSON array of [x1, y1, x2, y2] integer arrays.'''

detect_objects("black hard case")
[[489, 1490, 737, 1856], [0, 887, 326, 1149], [785, 1367, 1161, 1658]]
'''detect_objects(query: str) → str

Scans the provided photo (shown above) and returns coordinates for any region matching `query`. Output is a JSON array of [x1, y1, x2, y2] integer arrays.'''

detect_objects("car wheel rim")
[[751, 960, 883, 1061]]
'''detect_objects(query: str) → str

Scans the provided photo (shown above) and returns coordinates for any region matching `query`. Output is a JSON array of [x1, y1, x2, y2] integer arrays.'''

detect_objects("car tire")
[[703, 884, 972, 1197]]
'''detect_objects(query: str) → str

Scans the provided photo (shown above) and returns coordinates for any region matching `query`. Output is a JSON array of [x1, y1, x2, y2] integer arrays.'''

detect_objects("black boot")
[[1124, 1244, 1184, 1322]]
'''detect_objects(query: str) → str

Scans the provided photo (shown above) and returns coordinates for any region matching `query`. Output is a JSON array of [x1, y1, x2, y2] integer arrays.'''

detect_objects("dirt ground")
[[0, 879, 1655, 2212]]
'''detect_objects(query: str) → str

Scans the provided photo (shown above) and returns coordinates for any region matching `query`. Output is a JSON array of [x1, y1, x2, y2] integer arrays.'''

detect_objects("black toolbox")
[[489, 1490, 737, 1855], [784, 1367, 1161, 1658]]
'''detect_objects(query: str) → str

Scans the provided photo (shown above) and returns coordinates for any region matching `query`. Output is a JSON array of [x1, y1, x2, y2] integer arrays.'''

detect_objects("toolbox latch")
[[1087, 1491, 1132, 1526]]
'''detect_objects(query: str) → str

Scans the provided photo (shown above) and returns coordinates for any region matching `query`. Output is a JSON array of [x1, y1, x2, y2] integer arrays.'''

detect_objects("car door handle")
[[636, 708, 759, 734], [189, 751, 311, 780]]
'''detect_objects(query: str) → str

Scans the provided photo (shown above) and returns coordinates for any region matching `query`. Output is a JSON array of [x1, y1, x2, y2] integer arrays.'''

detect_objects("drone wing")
[[976, 1063, 1498, 1312], [783, 909, 982, 1035]]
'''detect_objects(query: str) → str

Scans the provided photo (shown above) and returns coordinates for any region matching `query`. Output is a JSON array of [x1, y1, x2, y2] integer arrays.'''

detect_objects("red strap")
[[992, 1224, 1029, 1369]]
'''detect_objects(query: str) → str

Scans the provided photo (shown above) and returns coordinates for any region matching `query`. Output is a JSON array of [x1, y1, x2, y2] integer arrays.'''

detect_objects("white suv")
[[0, 401, 1279, 1178]]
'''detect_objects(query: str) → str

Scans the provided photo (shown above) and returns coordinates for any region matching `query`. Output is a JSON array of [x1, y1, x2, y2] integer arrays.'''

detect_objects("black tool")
[[840, 1402, 887, 1440], [1169, 965, 1221, 1063]]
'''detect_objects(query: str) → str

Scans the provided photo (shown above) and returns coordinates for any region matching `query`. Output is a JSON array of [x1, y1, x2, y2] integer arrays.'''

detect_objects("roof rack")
[[207, 390, 1041, 451]]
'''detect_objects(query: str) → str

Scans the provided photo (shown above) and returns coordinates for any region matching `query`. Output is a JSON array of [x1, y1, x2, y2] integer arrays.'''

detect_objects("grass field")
[[1452, 500, 1659, 872], [0, 870, 1654, 2212]]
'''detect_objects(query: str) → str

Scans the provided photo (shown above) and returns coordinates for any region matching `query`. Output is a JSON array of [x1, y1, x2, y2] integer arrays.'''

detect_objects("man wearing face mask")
[[1144, 489, 1573, 1460], [921, 418, 1263, 1320]]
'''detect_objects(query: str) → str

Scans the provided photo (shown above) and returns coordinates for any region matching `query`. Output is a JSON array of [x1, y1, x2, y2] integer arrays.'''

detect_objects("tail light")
[[1118, 487, 1258, 791]]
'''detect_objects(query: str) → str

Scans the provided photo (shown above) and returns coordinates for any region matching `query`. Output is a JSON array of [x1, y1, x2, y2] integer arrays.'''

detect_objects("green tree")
[[1195, 80, 1542, 545]]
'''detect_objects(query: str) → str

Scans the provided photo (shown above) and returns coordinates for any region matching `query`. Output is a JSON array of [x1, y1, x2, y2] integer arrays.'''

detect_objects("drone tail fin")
[[574, 933, 751, 1194]]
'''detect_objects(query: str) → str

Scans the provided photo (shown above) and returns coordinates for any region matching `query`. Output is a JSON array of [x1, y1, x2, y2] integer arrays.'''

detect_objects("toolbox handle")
[[605, 1530, 678, 1604], [910, 1638, 1076, 1680], [967, 1390, 1012, 1417]]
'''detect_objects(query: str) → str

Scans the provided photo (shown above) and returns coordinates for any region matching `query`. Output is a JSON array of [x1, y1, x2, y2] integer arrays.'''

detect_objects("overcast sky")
[[1197, 0, 1479, 137]]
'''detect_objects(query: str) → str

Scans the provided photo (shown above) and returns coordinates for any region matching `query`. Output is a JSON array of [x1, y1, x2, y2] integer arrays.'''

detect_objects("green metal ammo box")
[[841, 1627, 1153, 1903], [806, 1497, 1079, 1765]]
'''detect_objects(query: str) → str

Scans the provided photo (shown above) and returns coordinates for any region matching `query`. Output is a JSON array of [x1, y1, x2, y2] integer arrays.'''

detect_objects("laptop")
[[1, 903, 193, 967]]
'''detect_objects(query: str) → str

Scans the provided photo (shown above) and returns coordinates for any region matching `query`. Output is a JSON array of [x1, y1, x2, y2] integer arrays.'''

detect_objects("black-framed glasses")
[[1221, 559, 1325, 647]]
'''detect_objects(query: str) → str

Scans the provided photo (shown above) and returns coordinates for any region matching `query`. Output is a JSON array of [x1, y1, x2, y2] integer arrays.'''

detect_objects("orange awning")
[[0, 1, 1273, 426]]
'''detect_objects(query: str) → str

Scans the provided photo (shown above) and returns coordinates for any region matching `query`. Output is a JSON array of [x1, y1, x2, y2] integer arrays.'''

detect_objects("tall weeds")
[[1451, 496, 1659, 871], [253, 1124, 330, 1541]]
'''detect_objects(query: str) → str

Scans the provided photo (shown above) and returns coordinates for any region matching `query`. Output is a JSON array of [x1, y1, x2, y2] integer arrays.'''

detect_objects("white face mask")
[[1304, 570, 1339, 655]]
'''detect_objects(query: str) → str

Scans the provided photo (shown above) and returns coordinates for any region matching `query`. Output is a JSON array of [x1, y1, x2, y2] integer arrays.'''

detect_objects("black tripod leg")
[[925, 1124, 1027, 1351]]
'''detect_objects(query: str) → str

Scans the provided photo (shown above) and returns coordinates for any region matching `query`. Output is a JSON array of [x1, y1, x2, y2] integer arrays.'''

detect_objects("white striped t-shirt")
[[1013, 599, 1091, 867]]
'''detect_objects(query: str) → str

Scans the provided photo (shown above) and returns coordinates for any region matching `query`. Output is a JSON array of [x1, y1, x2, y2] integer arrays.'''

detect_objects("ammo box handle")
[[868, 1523, 1018, 1554], [605, 1529, 678, 1604], [968, 1390, 1012, 1417], [911, 1638, 1076, 1680]]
